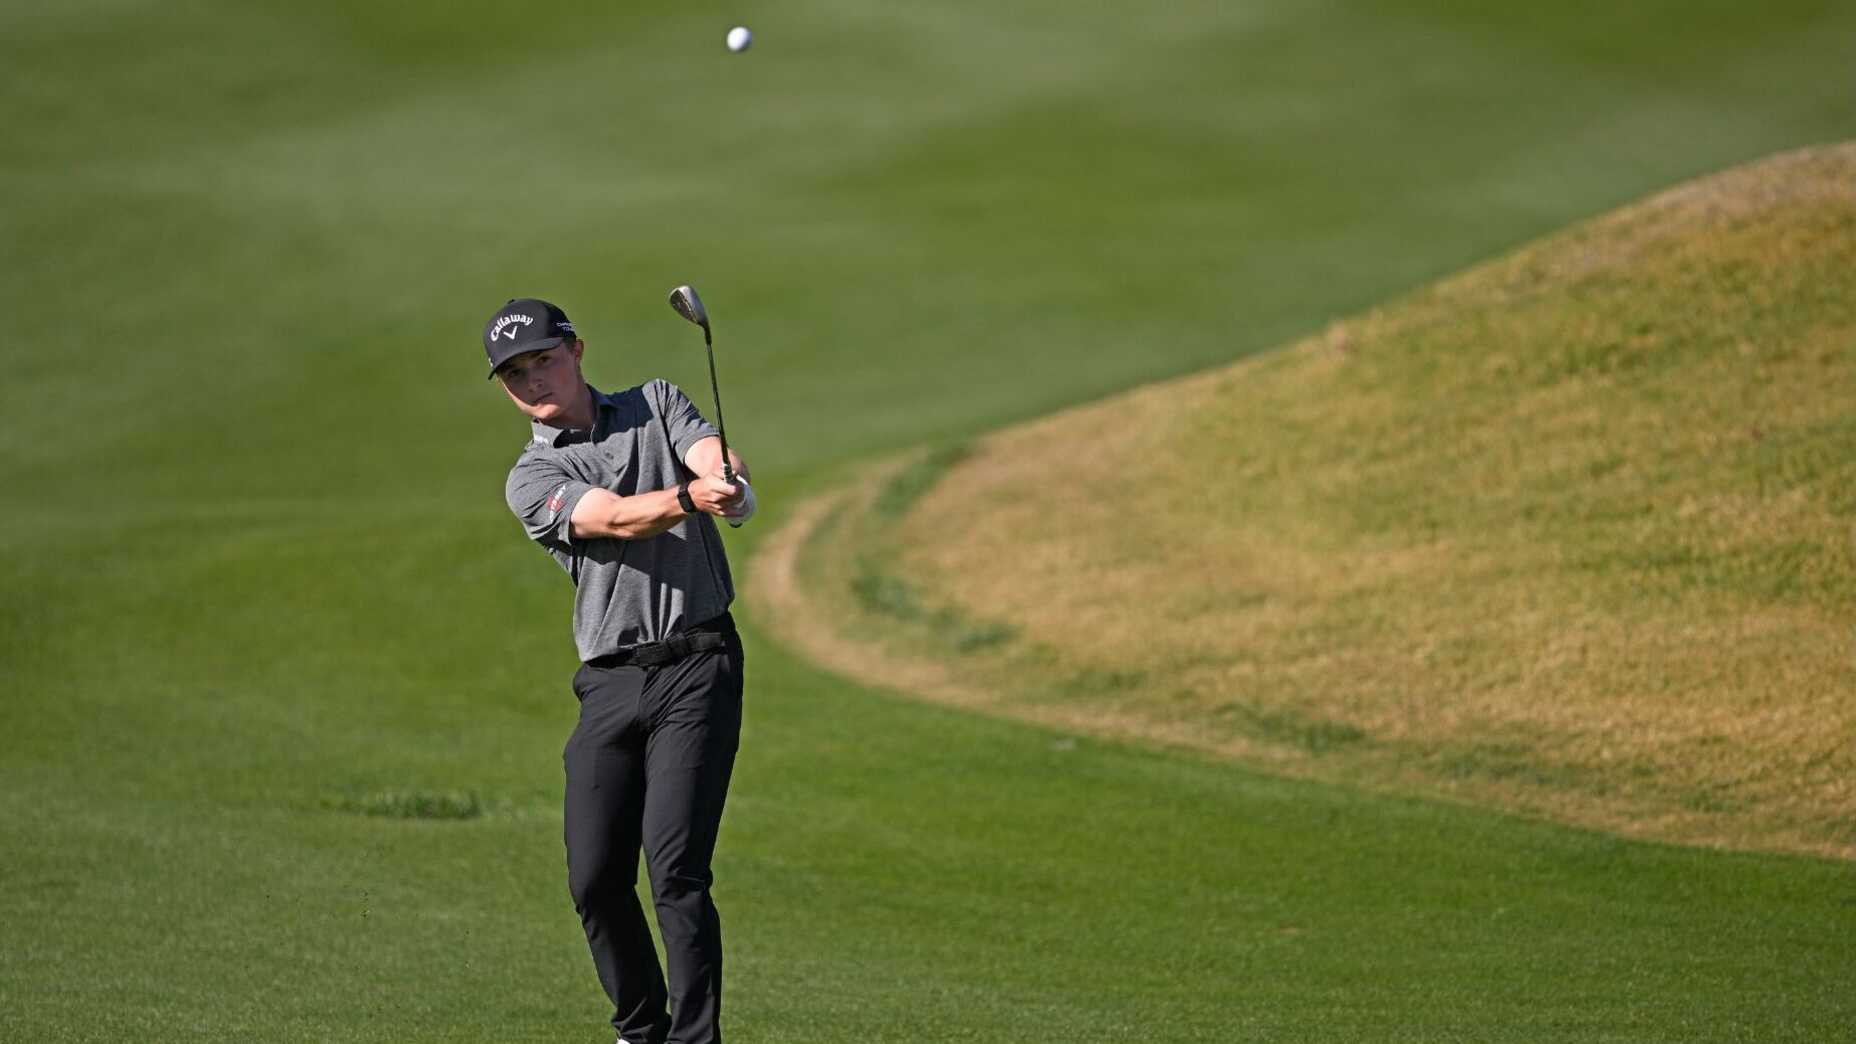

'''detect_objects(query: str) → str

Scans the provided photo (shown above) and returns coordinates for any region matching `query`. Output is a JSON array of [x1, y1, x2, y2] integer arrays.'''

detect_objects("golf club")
[[668, 285, 743, 524]]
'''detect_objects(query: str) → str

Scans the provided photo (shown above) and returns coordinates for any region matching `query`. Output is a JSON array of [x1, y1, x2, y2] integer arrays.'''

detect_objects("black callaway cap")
[[484, 298, 575, 378]]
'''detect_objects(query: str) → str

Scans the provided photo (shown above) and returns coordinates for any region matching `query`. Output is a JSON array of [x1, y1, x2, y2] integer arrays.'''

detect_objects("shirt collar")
[[529, 384, 609, 447]]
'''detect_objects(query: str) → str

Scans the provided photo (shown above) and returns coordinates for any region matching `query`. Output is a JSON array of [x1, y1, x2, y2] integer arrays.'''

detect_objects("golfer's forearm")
[[570, 488, 687, 540], [685, 436, 750, 482]]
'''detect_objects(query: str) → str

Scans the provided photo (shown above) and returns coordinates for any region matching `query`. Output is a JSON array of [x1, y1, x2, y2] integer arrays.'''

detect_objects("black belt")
[[586, 612, 735, 669]]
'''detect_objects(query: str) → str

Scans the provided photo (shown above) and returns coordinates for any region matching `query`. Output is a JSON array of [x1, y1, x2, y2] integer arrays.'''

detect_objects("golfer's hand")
[[721, 479, 756, 527], [689, 474, 743, 516]]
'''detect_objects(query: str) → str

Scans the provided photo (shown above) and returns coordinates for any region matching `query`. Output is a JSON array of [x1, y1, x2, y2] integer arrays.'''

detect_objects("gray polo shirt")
[[505, 379, 734, 661]]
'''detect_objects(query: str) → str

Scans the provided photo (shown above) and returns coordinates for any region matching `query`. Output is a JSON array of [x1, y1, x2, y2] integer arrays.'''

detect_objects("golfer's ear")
[[568, 338, 585, 362]]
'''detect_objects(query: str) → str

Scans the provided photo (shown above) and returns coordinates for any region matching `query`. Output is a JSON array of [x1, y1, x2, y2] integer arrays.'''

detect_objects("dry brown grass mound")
[[755, 144, 1856, 859]]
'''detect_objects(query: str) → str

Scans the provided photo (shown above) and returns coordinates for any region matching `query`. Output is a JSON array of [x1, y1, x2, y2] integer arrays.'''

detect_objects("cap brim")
[[486, 336, 567, 378]]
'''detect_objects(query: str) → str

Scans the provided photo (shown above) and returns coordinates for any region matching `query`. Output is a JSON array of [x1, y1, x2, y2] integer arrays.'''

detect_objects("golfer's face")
[[497, 342, 583, 424]]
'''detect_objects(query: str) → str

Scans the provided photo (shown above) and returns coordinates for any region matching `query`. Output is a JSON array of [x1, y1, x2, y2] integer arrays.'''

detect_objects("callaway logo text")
[[491, 314, 534, 340]]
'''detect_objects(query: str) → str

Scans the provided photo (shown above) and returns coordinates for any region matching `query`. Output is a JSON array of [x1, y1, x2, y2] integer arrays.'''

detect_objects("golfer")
[[485, 297, 755, 1044]]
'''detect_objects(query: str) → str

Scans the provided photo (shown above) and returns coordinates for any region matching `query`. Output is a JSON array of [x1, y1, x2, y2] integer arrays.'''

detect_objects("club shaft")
[[702, 328, 734, 483]]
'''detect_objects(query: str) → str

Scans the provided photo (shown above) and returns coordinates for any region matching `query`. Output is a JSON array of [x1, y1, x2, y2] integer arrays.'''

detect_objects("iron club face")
[[668, 285, 710, 344]]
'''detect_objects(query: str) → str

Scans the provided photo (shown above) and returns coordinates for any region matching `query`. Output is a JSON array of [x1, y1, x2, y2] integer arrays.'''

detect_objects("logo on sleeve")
[[491, 314, 534, 341], [546, 483, 568, 520]]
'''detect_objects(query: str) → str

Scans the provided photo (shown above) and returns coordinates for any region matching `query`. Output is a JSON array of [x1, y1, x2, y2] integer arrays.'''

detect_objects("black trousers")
[[565, 625, 744, 1044]]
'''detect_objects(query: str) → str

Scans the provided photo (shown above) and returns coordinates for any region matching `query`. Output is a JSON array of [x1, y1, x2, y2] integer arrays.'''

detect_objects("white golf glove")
[[725, 479, 757, 528]]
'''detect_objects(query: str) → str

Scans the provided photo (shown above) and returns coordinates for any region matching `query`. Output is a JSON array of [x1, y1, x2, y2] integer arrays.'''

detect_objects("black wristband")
[[676, 481, 697, 514]]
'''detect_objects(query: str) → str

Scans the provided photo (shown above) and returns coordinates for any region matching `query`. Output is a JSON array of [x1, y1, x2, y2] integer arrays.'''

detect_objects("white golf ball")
[[726, 26, 752, 52]]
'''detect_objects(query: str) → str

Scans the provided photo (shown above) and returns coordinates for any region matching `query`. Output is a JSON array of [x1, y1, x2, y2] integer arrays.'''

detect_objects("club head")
[[668, 285, 710, 333]]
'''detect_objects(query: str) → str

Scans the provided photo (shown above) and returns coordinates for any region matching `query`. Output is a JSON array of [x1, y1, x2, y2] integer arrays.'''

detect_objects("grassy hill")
[[769, 145, 1856, 859]]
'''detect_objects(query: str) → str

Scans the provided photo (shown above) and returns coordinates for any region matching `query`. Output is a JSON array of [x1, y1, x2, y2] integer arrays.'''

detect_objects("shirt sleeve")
[[649, 379, 721, 466], [505, 451, 594, 549]]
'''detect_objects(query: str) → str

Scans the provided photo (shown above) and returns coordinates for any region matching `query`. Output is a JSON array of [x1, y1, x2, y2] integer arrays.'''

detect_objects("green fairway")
[[4, 2, 1855, 1041], [8, 630, 1856, 1042]]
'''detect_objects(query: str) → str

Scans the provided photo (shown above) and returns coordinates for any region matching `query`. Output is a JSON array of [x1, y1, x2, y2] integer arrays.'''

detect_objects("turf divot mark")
[[322, 788, 486, 821]]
